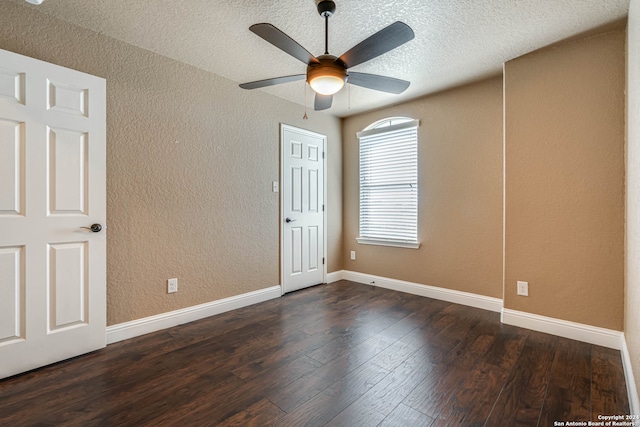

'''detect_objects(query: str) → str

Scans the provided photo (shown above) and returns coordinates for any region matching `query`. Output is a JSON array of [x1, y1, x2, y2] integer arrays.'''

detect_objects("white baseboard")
[[622, 337, 640, 414], [106, 285, 281, 344], [333, 270, 503, 313], [326, 270, 344, 284], [501, 308, 623, 350], [332, 270, 625, 350]]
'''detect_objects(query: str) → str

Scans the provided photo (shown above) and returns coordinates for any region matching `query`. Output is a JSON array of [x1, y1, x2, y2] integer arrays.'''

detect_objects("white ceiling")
[[14, 0, 630, 117]]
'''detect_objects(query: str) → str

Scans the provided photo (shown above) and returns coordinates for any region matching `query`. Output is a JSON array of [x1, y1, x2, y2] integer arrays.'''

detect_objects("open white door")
[[281, 124, 326, 293], [0, 49, 106, 379]]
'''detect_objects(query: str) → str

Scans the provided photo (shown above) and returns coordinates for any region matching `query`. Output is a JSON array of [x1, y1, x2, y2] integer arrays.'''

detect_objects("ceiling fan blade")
[[250, 23, 318, 65], [314, 93, 333, 111], [338, 21, 414, 69], [347, 72, 410, 94], [239, 74, 305, 90]]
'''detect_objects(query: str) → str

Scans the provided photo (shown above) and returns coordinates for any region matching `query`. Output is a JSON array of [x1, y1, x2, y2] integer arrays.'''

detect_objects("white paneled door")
[[281, 125, 326, 293], [0, 49, 106, 379]]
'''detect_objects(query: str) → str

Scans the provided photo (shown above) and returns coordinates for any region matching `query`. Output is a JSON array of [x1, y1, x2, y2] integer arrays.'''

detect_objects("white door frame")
[[280, 124, 327, 294]]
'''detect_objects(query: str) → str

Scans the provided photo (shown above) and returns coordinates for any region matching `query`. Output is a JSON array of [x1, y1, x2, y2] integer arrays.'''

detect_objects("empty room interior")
[[1, 0, 640, 425]]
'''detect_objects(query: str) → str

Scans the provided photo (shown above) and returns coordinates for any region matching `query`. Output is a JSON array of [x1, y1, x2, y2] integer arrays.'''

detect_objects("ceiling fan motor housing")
[[307, 54, 347, 95], [317, 0, 336, 17]]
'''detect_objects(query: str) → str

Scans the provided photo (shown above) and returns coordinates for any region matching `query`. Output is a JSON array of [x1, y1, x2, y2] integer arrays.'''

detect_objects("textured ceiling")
[[13, 0, 630, 117]]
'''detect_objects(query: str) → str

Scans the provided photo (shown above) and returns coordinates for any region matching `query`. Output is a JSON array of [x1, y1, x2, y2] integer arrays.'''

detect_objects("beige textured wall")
[[0, 1, 342, 325], [626, 0, 640, 400], [342, 77, 504, 298], [504, 29, 625, 330]]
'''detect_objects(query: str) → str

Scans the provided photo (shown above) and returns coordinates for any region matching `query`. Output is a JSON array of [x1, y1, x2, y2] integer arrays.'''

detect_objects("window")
[[357, 117, 420, 249]]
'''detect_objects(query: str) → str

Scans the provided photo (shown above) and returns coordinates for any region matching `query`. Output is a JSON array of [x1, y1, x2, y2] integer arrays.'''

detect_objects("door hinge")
[[322, 204, 325, 212], [322, 152, 325, 159], [322, 257, 325, 265]]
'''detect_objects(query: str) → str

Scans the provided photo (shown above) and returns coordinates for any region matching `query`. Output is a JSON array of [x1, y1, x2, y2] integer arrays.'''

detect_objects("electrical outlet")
[[517, 281, 528, 296], [350, 251, 356, 260], [168, 278, 178, 293]]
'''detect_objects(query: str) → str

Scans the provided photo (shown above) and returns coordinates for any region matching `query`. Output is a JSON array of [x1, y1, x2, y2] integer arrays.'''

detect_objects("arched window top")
[[364, 116, 414, 131], [357, 116, 419, 139]]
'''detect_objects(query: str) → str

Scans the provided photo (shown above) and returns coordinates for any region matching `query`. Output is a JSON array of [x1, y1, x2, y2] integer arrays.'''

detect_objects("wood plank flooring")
[[0, 281, 629, 426]]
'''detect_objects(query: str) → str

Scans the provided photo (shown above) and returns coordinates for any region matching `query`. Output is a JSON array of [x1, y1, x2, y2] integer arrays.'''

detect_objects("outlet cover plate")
[[517, 281, 528, 296], [168, 278, 178, 293]]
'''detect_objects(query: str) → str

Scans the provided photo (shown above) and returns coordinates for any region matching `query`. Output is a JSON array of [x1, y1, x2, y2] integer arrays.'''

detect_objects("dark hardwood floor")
[[0, 281, 629, 426]]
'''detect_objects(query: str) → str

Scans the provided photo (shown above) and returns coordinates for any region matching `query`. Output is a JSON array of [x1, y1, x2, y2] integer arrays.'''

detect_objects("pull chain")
[[303, 82, 308, 120]]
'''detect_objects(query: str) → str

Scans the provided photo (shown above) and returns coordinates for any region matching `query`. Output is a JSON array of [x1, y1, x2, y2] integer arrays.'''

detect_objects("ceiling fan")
[[239, 0, 415, 111]]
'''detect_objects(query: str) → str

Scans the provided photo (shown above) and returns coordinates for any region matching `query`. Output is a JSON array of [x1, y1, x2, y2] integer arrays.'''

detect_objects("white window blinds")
[[357, 119, 419, 248]]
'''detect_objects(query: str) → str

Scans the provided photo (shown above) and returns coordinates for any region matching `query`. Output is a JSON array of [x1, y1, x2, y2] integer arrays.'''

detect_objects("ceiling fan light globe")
[[309, 75, 345, 95]]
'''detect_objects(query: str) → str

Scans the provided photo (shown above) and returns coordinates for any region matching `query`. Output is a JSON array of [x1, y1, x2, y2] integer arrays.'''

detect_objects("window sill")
[[356, 237, 421, 249]]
